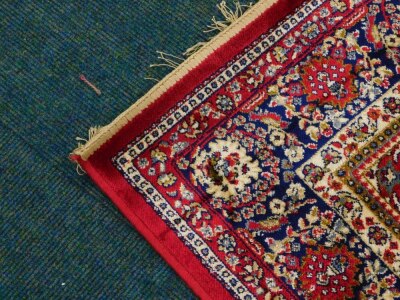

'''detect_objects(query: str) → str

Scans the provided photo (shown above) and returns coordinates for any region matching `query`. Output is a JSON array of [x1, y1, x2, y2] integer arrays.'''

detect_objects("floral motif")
[[300, 245, 361, 299], [269, 198, 286, 215], [179, 115, 208, 138], [384, 96, 400, 115], [301, 21, 321, 40], [321, 148, 341, 165], [286, 182, 306, 200], [284, 145, 305, 163], [301, 57, 358, 109], [191, 137, 261, 200], [270, 129, 286, 147], [302, 163, 325, 184], [368, 226, 389, 246], [217, 233, 236, 253], [216, 95, 234, 112], [157, 173, 177, 187], [242, 261, 264, 286]]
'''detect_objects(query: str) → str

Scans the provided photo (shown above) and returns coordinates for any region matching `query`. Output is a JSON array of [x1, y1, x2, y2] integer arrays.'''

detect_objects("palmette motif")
[[114, 0, 400, 298]]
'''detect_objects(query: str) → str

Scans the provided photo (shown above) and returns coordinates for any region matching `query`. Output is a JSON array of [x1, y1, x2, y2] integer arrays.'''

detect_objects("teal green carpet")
[[0, 1, 250, 298]]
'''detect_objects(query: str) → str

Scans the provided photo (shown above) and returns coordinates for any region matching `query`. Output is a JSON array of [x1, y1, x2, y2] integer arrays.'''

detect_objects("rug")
[[72, 0, 400, 298]]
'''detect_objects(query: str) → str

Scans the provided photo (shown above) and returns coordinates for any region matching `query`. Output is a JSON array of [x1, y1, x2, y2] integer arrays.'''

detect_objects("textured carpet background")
[[0, 1, 250, 298]]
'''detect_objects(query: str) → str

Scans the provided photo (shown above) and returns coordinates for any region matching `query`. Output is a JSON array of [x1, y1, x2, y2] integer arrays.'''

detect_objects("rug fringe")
[[183, 41, 208, 57], [71, 126, 103, 174], [75, 126, 104, 151], [149, 51, 185, 69], [150, 0, 254, 73], [204, 1, 253, 34], [189, 0, 254, 55]]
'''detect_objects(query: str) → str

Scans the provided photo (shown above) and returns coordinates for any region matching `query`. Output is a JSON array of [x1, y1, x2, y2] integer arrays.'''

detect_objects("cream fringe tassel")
[[72, 126, 103, 175], [150, 1, 254, 68]]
